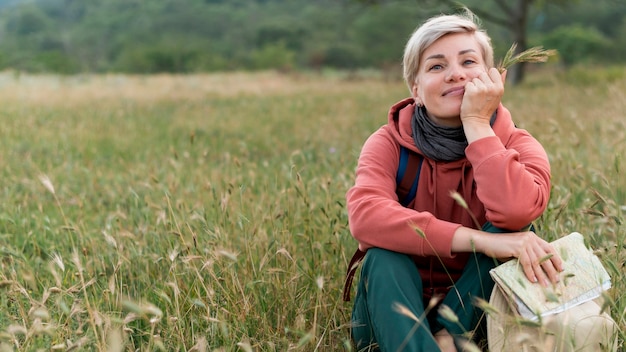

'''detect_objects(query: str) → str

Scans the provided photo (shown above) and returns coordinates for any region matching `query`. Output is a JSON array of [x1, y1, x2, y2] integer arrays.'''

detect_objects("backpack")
[[342, 145, 423, 301]]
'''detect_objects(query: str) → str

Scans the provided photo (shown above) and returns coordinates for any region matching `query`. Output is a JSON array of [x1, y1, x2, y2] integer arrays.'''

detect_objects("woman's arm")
[[347, 129, 460, 258], [461, 68, 551, 229], [467, 133, 551, 229]]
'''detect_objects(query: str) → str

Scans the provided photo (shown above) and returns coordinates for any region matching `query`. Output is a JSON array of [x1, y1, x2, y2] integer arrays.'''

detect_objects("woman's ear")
[[411, 83, 422, 105]]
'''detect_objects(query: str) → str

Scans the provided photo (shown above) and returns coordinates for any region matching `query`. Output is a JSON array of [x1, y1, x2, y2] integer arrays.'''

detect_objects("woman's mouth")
[[443, 87, 465, 96]]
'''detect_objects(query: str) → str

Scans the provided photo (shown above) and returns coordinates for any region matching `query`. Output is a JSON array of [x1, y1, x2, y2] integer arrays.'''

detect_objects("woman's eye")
[[429, 64, 443, 71], [463, 59, 477, 65]]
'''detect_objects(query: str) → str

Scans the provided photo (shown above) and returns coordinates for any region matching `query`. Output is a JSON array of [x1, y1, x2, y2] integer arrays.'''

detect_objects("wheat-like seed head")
[[498, 43, 557, 73], [38, 174, 56, 195], [392, 302, 421, 322], [438, 304, 460, 324]]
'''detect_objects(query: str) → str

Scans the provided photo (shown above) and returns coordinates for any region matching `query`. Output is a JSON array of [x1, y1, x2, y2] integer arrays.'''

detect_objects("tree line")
[[0, 0, 624, 76]]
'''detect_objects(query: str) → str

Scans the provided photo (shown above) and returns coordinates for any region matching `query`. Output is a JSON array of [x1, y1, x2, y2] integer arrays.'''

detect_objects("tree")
[[442, 0, 574, 84], [355, 0, 570, 85], [458, 0, 536, 85]]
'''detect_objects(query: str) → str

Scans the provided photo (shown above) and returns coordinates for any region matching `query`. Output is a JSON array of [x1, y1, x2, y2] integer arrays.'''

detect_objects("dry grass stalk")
[[393, 302, 421, 323], [497, 43, 557, 73]]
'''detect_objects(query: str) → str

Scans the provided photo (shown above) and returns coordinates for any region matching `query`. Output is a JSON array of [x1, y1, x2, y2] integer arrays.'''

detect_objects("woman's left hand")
[[478, 229, 564, 286]]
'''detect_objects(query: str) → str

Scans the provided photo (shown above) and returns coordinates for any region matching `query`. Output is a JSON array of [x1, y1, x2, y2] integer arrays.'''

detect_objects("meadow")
[[0, 67, 624, 351]]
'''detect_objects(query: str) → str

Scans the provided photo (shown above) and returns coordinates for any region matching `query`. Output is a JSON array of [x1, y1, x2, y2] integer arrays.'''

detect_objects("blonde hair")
[[402, 9, 494, 92]]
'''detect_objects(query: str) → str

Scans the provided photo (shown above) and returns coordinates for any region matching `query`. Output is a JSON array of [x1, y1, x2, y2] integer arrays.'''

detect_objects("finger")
[[544, 243, 564, 272], [520, 247, 538, 284], [487, 67, 502, 84], [464, 80, 476, 93], [540, 243, 564, 284], [486, 68, 505, 95], [469, 76, 488, 93], [531, 246, 551, 287], [540, 255, 560, 285], [476, 71, 492, 85], [500, 69, 507, 84], [480, 71, 503, 97]]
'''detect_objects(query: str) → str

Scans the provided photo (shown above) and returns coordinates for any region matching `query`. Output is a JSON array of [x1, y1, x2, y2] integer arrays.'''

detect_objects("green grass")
[[0, 68, 623, 351]]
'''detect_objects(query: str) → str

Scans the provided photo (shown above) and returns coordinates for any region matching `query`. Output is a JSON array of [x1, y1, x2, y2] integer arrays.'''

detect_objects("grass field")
[[0, 67, 624, 351]]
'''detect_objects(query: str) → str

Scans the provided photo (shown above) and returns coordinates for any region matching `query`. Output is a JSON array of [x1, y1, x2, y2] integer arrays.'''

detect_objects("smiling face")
[[411, 32, 488, 127]]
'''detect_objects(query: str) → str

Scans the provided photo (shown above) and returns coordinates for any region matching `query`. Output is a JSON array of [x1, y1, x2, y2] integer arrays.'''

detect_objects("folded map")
[[489, 232, 612, 321]]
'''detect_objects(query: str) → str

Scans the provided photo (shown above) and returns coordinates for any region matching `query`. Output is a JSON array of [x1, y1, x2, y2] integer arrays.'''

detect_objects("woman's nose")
[[445, 64, 466, 82]]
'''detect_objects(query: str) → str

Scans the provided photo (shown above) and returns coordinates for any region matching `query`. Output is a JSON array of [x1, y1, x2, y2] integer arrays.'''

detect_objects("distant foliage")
[[114, 41, 204, 74], [541, 25, 611, 67], [0, 0, 624, 74], [249, 41, 296, 71], [614, 17, 626, 62]]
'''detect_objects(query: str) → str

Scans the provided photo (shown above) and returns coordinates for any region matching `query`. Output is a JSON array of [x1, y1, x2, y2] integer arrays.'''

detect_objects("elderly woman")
[[346, 10, 563, 351]]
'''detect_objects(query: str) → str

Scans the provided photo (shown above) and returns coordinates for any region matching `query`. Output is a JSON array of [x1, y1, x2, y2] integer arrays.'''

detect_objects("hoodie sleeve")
[[465, 108, 551, 230], [346, 127, 461, 257]]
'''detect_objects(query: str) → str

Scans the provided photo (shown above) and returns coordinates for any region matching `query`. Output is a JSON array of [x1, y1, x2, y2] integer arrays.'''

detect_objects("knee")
[[362, 248, 411, 269], [361, 248, 417, 282]]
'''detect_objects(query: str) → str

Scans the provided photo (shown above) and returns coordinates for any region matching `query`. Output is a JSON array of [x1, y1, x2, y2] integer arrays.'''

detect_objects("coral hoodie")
[[346, 97, 551, 291]]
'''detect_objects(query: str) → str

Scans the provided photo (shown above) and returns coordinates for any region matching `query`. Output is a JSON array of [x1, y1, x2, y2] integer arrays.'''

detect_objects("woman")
[[346, 10, 564, 352]]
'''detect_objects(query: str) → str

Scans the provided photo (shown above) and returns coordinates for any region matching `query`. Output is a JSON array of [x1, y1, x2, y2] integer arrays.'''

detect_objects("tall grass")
[[0, 67, 623, 351]]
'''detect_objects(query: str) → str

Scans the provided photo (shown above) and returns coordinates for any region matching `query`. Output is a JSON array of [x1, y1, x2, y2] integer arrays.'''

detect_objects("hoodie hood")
[[388, 97, 421, 153], [386, 97, 518, 158]]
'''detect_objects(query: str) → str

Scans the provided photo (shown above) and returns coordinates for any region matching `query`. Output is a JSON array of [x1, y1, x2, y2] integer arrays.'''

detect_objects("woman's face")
[[412, 32, 487, 127]]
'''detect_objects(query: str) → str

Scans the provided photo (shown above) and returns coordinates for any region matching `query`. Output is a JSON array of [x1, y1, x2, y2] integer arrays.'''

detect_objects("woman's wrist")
[[451, 226, 485, 253], [461, 119, 495, 144]]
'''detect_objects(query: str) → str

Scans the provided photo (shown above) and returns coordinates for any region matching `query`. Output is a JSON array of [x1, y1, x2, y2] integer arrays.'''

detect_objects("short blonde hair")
[[402, 9, 494, 92]]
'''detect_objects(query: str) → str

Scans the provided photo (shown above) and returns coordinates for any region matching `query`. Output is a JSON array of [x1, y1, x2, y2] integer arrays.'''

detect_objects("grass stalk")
[[497, 43, 558, 73]]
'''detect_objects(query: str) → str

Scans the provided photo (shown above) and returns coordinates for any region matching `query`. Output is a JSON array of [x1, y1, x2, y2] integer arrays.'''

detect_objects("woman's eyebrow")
[[459, 49, 477, 55], [425, 49, 477, 61], [425, 54, 445, 61]]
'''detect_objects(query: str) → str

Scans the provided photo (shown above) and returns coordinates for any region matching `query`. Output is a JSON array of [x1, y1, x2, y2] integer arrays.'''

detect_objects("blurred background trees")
[[0, 0, 624, 82]]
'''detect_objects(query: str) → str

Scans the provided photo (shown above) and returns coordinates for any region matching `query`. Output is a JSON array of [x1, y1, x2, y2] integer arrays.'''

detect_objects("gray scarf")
[[411, 105, 496, 162]]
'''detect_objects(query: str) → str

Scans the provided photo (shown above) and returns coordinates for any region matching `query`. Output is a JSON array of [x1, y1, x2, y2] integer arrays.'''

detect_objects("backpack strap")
[[396, 146, 424, 207], [342, 249, 366, 302], [343, 145, 423, 301]]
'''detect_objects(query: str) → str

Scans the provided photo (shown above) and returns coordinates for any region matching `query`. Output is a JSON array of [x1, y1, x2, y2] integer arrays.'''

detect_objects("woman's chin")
[[426, 112, 463, 127]]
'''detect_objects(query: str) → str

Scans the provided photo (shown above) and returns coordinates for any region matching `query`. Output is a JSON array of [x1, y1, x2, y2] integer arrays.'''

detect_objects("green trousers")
[[351, 223, 507, 351]]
